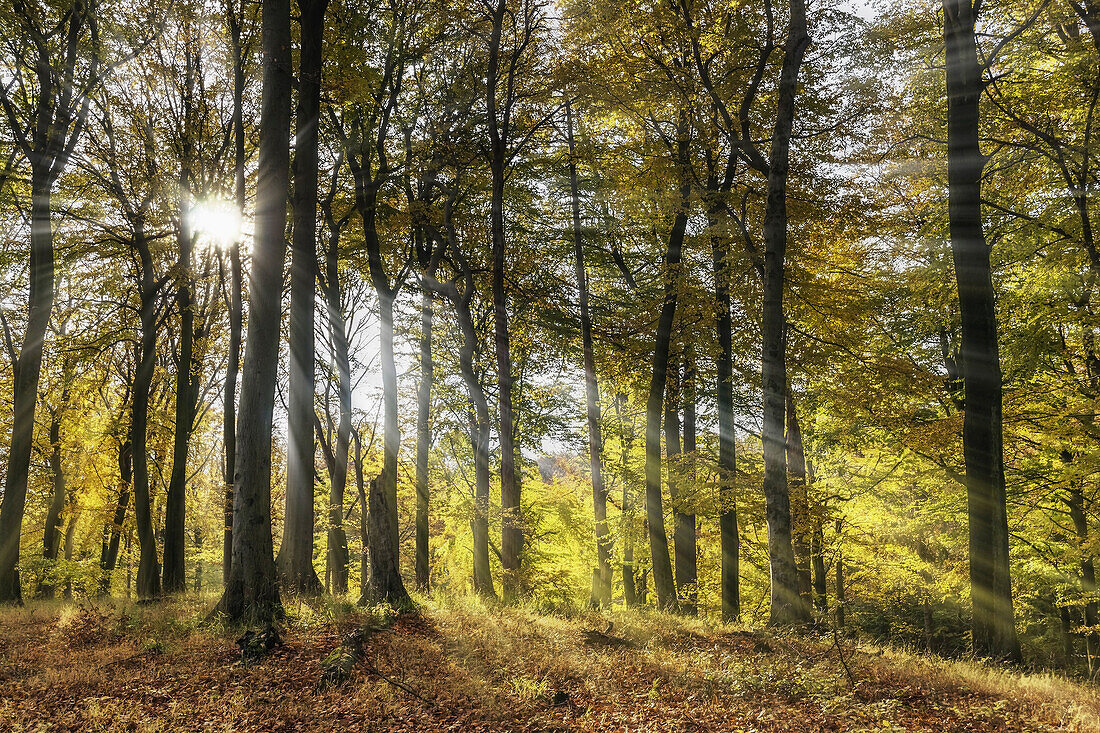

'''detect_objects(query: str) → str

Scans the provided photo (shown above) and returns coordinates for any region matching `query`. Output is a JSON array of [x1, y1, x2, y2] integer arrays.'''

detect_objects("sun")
[[189, 198, 242, 249]]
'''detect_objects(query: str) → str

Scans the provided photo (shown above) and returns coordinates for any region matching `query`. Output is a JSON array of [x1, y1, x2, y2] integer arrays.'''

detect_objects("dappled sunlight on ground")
[[0, 596, 1096, 731]]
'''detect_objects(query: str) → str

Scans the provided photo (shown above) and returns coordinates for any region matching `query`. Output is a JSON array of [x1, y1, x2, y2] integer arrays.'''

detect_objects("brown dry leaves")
[[0, 600, 1094, 732]]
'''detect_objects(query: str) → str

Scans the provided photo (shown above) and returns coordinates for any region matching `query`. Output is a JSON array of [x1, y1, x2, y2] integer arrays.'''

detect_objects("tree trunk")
[[711, 194, 740, 623], [811, 510, 828, 613], [223, 0, 248, 588], [99, 439, 132, 595], [617, 394, 638, 607], [164, 152, 197, 594], [1060, 605, 1077, 669], [487, 0, 522, 601], [425, 252, 496, 599], [0, 167, 56, 604], [835, 518, 845, 628], [360, 289, 411, 607], [132, 226, 161, 601], [39, 350, 73, 599], [322, 213, 351, 595], [678, 349, 698, 616], [415, 252, 433, 591], [760, 0, 811, 626], [60, 499, 80, 600], [664, 356, 683, 607], [567, 103, 610, 608], [214, 0, 292, 624], [644, 116, 690, 613], [353, 429, 369, 595], [278, 0, 328, 595], [1068, 488, 1098, 673], [785, 393, 812, 605], [942, 0, 1020, 662]]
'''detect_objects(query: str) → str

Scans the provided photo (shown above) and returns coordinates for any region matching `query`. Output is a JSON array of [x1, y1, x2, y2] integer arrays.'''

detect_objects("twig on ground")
[[832, 626, 857, 688]]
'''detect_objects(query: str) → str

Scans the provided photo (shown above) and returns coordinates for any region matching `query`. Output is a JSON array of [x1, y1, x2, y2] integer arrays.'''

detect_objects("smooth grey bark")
[[424, 216, 496, 599], [709, 180, 740, 623], [278, 0, 329, 595], [61, 500, 79, 599], [164, 60, 197, 593], [567, 103, 610, 608], [942, 0, 1020, 662], [345, 157, 411, 608], [415, 248, 433, 591], [677, 350, 698, 616], [759, 0, 811, 626], [835, 517, 846, 628], [0, 0, 98, 604], [616, 394, 638, 607], [38, 351, 73, 599], [785, 393, 812, 605], [214, 0, 291, 624], [99, 438, 132, 595], [811, 512, 827, 614], [485, 0, 525, 601], [320, 184, 351, 595], [222, 0, 249, 586], [643, 116, 690, 613], [132, 226, 162, 600], [664, 357, 682, 606], [353, 429, 369, 594]]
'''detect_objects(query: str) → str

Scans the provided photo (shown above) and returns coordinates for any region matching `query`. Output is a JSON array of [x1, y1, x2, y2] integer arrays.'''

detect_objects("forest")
[[3, 0, 1100, 729]]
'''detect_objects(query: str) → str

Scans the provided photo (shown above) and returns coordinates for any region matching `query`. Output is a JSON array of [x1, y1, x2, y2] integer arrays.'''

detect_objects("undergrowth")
[[0, 594, 1096, 731]]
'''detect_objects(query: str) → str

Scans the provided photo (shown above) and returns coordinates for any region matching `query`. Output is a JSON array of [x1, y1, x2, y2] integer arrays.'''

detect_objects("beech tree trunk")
[[99, 438, 132, 596], [644, 117, 690, 613], [710, 190, 740, 622], [223, 0, 248, 587], [164, 104, 197, 593], [424, 228, 496, 599], [415, 270, 433, 591], [361, 288, 412, 607], [132, 226, 161, 600], [678, 350, 698, 616], [62, 500, 79, 600], [38, 344, 73, 599], [39, 405, 67, 599], [486, 0, 522, 600], [567, 103, 610, 608], [617, 394, 638, 607], [322, 207, 351, 595], [760, 0, 811, 626], [0, 0, 97, 604], [0, 169, 56, 604], [1068, 487, 1098, 672], [215, 0, 291, 624], [278, 0, 328, 595], [785, 393, 812, 605], [942, 0, 1020, 662]]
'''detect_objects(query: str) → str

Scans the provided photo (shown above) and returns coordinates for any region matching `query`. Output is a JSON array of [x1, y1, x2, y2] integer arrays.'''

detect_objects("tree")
[[481, 0, 549, 601], [214, 0, 291, 624], [277, 0, 329, 595], [330, 0, 425, 607], [757, 0, 811, 626], [0, 0, 101, 604], [566, 101, 611, 608], [941, 0, 1020, 662]]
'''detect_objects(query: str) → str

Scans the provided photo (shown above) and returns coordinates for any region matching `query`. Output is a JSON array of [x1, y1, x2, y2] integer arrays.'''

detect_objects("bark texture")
[[942, 0, 1020, 662]]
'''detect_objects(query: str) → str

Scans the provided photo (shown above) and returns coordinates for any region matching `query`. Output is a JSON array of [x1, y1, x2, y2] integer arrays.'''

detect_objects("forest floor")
[[0, 595, 1097, 732]]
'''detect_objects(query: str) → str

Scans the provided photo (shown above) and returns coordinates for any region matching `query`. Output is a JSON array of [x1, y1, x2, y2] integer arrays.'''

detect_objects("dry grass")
[[0, 594, 1096, 731]]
